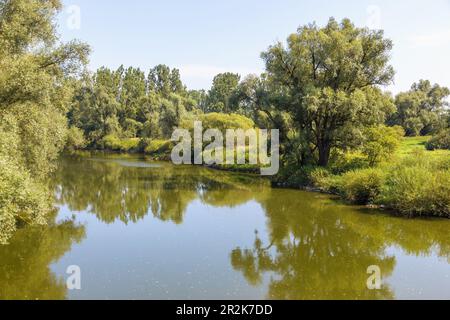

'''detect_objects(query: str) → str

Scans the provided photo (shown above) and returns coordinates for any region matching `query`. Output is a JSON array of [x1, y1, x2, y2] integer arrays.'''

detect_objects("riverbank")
[[69, 136, 449, 219]]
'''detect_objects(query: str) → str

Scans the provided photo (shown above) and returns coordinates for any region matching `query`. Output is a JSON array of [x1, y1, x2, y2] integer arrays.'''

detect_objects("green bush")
[[338, 168, 386, 205], [329, 151, 368, 174], [101, 135, 140, 152], [309, 168, 338, 192], [361, 125, 404, 166], [272, 165, 317, 188], [426, 129, 450, 151], [380, 164, 450, 217], [141, 139, 174, 156], [0, 156, 50, 244], [65, 126, 86, 152], [180, 112, 255, 133]]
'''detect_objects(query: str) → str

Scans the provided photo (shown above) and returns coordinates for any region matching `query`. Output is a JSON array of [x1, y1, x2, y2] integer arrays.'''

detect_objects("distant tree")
[[262, 18, 395, 166], [206, 73, 241, 113], [389, 80, 450, 136], [169, 68, 185, 94], [188, 89, 208, 112]]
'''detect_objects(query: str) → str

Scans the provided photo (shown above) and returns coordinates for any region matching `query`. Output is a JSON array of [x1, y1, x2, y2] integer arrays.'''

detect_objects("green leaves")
[[262, 18, 395, 166], [390, 80, 450, 136], [0, 0, 89, 243]]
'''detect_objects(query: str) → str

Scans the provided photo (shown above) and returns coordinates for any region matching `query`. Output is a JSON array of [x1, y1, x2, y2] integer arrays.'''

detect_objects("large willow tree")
[[262, 18, 395, 166], [0, 0, 89, 243]]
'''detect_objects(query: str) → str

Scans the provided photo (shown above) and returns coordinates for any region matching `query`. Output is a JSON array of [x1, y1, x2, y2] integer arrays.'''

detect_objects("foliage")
[[261, 18, 395, 166], [426, 129, 450, 151], [380, 156, 450, 217], [389, 80, 449, 136], [100, 135, 140, 152], [0, 0, 89, 243], [361, 125, 404, 166], [0, 156, 51, 244], [328, 151, 368, 174], [194, 112, 254, 131], [69, 65, 195, 148], [337, 168, 386, 205], [65, 126, 86, 152], [311, 146, 450, 217], [142, 139, 174, 157], [205, 73, 241, 113]]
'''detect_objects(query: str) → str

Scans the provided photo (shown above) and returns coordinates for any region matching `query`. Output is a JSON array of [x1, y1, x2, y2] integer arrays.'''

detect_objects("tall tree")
[[206, 72, 241, 113], [389, 80, 450, 136], [0, 0, 89, 243], [262, 18, 395, 166]]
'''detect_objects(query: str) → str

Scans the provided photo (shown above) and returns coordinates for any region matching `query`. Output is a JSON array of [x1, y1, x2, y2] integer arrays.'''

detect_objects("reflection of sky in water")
[[2, 155, 449, 300], [384, 246, 450, 300], [88, 158, 163, 169], [52, 201, 273, 300]]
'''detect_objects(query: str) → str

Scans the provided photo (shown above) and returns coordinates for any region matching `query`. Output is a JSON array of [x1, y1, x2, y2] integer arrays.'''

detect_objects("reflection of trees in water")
[[0, 216, 85, 300], [231, 190, 450, 300], [51, 156, 450, 300], [54, 156, 267, 224]]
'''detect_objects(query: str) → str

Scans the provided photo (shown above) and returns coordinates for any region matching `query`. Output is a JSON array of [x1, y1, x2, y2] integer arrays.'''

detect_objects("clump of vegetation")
[[0, 157, 51, 244], [337, 168, 386, 205], [141, 139, 174, 159], [65, 127, 87, 152], [310, 149, 450, 217], [100, 135, 140, 152], [426, 129, 450, 151], [380, 157, 450, 217], [362, 125, 404, 166]]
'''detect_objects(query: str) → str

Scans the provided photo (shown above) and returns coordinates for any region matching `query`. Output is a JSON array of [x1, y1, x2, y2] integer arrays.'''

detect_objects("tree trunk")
[[318, 141, 331, 167]]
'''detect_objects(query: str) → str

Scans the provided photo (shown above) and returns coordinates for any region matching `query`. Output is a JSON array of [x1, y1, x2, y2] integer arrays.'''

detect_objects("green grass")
[[398, 136, 450, 160], [307, 136, 450, 218]]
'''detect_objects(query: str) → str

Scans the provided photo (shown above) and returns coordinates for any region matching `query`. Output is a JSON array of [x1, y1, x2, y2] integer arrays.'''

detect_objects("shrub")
[[272, 165, 317, 188], [338, 168, 386, 205], [309, 168, 340, 193], [380, 165, 450, 217], [0, 156, 50, 244], [101, 135, 140, 152], [142, 139, 174, 156], [362, 125, 404, 166], [65, 126, 86, 152], [426, 129, 450, 151], [181, 112, 255, 133], [329, 151, 368, 174]]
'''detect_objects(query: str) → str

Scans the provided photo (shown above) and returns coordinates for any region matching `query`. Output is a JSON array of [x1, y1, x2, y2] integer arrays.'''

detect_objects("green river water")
[[1, 154, 449, 300]]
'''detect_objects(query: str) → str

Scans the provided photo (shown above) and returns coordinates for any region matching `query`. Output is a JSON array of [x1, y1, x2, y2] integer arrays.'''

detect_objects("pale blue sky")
[[58, 0, 450, 93]]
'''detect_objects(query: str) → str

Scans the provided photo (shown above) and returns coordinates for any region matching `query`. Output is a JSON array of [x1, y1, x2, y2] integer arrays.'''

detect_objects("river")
[[1, 154, 449, 300]]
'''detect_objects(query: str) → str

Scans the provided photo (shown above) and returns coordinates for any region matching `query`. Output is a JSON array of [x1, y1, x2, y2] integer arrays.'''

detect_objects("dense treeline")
[[66, 18, 449, 218], [1, 0, 449, 243], [68, 19, 449, 164]]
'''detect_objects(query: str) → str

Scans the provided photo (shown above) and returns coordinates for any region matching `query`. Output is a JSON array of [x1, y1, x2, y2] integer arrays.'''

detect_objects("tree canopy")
[[261, 18, 396, 166], [389, 80, 450, 136], [0, 0, 89, 243]]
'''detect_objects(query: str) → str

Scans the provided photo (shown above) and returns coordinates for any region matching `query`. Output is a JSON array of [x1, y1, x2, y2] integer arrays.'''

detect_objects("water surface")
[[1, 155, 449, 300]]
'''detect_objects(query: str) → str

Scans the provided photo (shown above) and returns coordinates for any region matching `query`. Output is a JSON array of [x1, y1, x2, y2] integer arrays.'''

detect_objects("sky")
[[58, 0, 450, 93]]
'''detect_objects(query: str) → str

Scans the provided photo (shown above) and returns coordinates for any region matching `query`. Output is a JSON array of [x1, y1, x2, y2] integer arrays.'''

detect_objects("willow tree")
[[262, 18, 395, 166], [0, 0, 89, 243]]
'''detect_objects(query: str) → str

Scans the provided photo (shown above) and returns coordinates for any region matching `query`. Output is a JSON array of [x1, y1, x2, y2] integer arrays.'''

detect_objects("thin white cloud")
[[409, 29, 450, 47]]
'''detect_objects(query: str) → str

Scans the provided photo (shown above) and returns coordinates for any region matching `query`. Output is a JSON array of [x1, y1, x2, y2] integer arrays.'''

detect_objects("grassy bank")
[[299, 137, 450, 218]]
